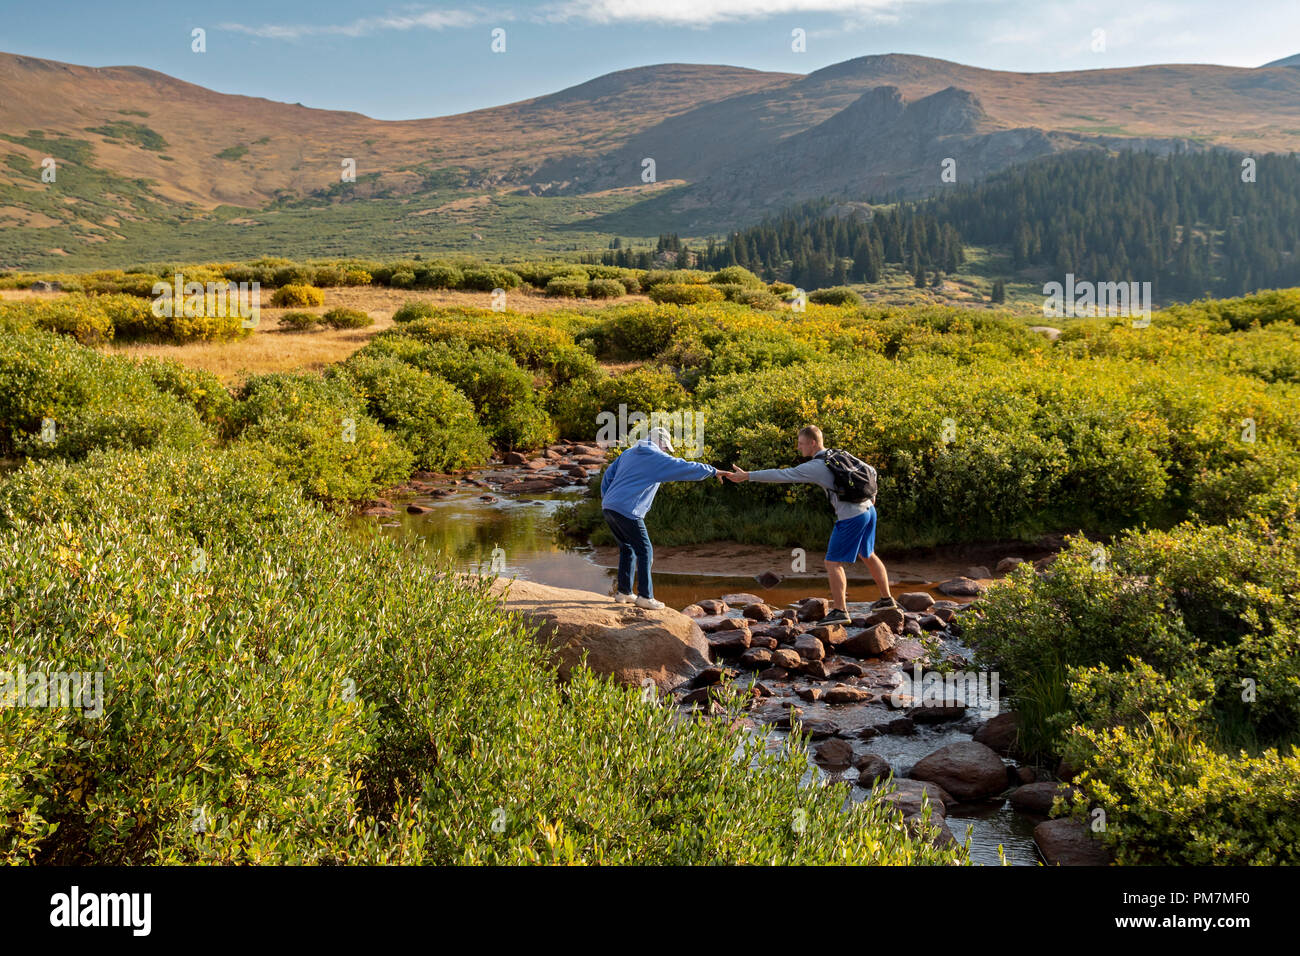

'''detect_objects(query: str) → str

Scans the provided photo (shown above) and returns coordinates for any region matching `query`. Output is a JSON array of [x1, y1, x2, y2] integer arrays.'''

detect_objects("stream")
[[366, 480, 1044, 866]]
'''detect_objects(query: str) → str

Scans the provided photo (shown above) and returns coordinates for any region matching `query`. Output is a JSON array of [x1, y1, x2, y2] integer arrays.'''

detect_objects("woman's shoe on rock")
[[614, 592, 635, 603], [635, 596, 665, 610]]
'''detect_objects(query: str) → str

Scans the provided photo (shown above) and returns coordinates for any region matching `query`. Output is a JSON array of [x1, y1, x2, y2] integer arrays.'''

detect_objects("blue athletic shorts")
[[825, 508, 877, 563]]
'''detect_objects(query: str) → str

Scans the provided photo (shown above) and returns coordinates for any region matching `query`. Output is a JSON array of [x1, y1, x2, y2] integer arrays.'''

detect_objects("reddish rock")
[[742, 603, 775, 621], [1010, 782, 1082, 816], [814, 738, 854, 768], [794, 633, 826, 661], [863, 606, 906, 632], [938, 576, 985, 597], [771, 648, 802, 670], [797, 598, 830, 622], [1034, 818, 1112, 866], [973, 712, 1020, 756], [808, 623, 847, 646], [909, 741, 1009, 801], [898, 591, 935, 612], [840, 623, 896, 658], [823, 684, 872, 705], [721, 592, 764, 607]]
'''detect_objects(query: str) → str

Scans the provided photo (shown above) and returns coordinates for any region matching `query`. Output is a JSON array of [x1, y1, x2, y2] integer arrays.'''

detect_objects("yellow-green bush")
[[649, 283, 725, 305], [270, 284, 325, 308]]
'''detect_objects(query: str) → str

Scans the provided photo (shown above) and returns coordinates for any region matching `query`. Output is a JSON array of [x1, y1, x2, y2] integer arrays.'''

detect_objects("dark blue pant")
[[603, 509, 653, 599]]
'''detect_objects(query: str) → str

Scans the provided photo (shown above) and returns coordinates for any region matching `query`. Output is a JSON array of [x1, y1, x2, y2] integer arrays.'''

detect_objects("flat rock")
[[823, 683, 872, 705], [938, 576, 985, 597], [489, 578, 710, 691]]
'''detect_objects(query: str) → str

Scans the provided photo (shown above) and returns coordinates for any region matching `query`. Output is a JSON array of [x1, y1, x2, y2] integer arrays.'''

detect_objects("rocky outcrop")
[[490, 578, 710, 691]]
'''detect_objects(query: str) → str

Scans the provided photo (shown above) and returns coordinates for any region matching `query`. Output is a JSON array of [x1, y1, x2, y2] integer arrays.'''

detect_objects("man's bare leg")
[[826, 560, 848, 611], [862, 552, 893, 600]]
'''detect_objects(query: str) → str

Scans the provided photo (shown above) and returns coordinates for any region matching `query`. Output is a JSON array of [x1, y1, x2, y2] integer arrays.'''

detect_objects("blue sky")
[[3, 1, 1298, 119]]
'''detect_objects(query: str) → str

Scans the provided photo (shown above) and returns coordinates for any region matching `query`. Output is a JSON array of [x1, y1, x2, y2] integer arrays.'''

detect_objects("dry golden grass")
[[96, 286, 647, 384]]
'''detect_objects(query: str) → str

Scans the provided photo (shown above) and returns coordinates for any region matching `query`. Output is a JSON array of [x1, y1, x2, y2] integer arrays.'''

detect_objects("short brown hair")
[[798, 425, 823, 442]]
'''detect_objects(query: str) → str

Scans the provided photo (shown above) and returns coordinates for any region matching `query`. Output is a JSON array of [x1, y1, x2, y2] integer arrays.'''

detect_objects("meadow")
[[2, 260, 1298, 864]]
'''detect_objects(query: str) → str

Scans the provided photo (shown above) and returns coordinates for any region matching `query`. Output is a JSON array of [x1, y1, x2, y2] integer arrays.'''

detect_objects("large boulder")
[[490, 578, 710, 690], [908, 741, 1009, 800], [972, 712, 1020, 755], [1034, 818, 1112, 866]]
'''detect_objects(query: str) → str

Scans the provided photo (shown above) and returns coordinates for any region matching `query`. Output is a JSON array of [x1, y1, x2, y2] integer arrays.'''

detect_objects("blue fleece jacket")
[[600, 440, 717, 519]]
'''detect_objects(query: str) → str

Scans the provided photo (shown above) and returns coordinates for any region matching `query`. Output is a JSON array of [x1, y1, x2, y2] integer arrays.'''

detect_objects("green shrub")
[[357, 339, 554, 451], [710, 266, 764, 288], [389, 269, 417, 289], [230, 372, 412, 501], [270, 285, 325, 308], [415, 265, 463, 289], [279, 310, 321, 332], [391, 301, 437, 324], [322, 307, 373, 330], [808, 286, 864, 306], [545, 276, 589, 298], [0, 444, 303, 549], [731, 288, 782, 310], [0, 330, 210, 460], [272, 265, 318, 287], [549, 366, 690, 441], [648, 283, 725, 305], [381, 314, 601, 386], [459, 267, 522, 292], [0, 496, 965, 864], [333, 355, 491, 470], [587, 278, 626, 300], [1064, 715, 1300, 865], [132, 358, 235, 434]]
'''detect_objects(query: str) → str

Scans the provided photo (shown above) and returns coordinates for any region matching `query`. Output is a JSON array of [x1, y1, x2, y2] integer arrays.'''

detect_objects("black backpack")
[[819, 448, 877, 504]]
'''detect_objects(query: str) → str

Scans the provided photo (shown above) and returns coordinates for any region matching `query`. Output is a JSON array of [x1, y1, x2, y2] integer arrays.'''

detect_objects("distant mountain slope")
[[534, 53, 1300, 223], [4, 49, 1300, 264], [0, 52, 792, 208]]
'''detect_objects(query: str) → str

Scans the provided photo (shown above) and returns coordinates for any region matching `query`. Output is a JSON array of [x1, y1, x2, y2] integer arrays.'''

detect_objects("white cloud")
[[220, 8, 493, 40], [221, 0, 923, 39], [541, 0, 920, 27]]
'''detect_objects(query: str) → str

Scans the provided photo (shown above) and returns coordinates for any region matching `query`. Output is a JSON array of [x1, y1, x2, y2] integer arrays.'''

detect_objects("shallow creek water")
[[365, 482, 1044, 865]]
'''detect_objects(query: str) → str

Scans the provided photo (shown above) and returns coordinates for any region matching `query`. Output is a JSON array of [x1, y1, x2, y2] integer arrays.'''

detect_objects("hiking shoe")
[[871, 596, 899, 610], [821, 608, 851, 626], [614, 592, 635, 603], [635, 596, 665, 610]]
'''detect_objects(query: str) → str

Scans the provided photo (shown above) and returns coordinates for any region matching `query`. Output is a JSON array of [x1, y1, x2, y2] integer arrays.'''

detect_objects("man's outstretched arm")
[[730, 460, 828, 487]]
